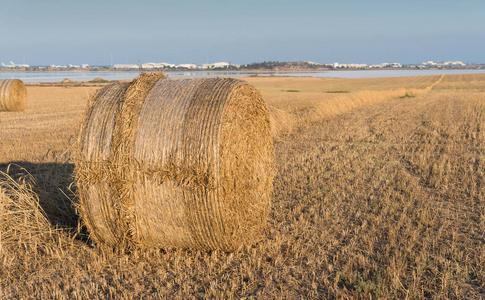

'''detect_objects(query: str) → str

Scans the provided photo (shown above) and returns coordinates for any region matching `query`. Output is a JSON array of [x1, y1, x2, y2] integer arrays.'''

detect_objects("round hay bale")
[[0, 79, 27, 112], [75, 73, 275, 252], [62, 78, 71, 84]]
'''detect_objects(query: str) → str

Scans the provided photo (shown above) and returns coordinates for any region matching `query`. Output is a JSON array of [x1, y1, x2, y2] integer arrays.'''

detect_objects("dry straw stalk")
[[75, 73, 275, 252], [0, 79, 27, 112]]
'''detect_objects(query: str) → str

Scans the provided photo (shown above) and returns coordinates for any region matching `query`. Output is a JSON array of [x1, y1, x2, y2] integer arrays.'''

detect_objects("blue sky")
[[0, 0, 484, 65]]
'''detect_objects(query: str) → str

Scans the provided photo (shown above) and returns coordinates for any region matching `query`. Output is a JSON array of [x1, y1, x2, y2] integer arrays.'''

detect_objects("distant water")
[[0, 69, 484, 82], [263, 69, 485, 79]]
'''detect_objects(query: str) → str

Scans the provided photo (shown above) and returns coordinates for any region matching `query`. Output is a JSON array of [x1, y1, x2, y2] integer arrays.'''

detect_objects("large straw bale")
[[75, 73, 275, 251], [0, 79, 27, 112]]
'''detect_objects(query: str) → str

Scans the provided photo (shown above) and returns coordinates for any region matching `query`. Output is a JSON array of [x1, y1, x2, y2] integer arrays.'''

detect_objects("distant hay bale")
[[75, 73, 275, 252], [89, 77, 106, 83], [62, 78, 71, 84], [0, 79, 27, 112]]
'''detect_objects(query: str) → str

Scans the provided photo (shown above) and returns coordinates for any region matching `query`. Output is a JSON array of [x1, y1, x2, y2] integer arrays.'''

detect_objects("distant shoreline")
[[1, 67, 484, 73], [3, 69, 485, 83]]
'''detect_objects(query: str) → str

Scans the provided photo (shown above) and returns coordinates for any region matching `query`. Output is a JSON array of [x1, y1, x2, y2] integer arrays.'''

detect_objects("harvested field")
[[0, 74, 484, 298]]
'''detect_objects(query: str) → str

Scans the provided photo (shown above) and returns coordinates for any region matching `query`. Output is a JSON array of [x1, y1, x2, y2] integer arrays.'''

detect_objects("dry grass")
[[0, 84, 100, 163], [0, 74, 484, 298], [0, 170, 53, 253], [261, 74, 445, 137]]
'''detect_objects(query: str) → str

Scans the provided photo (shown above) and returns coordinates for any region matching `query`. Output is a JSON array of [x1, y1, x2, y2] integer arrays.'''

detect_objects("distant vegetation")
[[241, 61, 328, 71], [399, 91, 417, 98]]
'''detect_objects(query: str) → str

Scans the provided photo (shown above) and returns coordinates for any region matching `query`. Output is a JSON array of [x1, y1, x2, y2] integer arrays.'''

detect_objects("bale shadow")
[[0, 161, 78, 229]]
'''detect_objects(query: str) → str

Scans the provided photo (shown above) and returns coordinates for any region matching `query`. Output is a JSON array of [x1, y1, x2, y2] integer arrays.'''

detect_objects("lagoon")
[[0, 69, 484, 82]]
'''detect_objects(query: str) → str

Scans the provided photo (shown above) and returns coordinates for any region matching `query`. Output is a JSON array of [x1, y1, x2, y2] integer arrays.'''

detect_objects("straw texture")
[[75, 73, 275, 252], [0, 79, 27, 112]]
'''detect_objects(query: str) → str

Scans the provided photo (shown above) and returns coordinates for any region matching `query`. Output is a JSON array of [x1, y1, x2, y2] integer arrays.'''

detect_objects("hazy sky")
[[0, 0, 484, 65]]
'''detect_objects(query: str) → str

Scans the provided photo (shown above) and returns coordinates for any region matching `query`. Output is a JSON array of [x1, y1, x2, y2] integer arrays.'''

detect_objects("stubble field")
[[1, 73, 484, 299]]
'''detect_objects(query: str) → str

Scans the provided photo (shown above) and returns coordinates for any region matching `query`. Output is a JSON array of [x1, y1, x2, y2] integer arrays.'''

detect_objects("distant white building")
[[422, 61, 437, 66], [374, 63, 402, 68], [82, 64, 89, 69], [49, 64, 67, 69], [201, 62, 238, 69], [212, 62, 231, 68], [113, 64, 139, 69], [337, 63, 368, 69], [69, 64, 81, 68], [305, 61, 322, 66], [447, 61, 466, 66], [176, 63, 197, 69], [421, 60, 466, 67], [142, 62, 175, 69]]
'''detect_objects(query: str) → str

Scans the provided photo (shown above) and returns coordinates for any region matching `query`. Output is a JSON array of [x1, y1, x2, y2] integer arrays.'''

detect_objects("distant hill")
[[241, 61, 329, 71]]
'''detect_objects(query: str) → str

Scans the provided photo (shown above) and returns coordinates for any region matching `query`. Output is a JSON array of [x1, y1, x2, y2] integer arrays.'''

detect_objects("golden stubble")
[[0, 73, 484, 298]]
